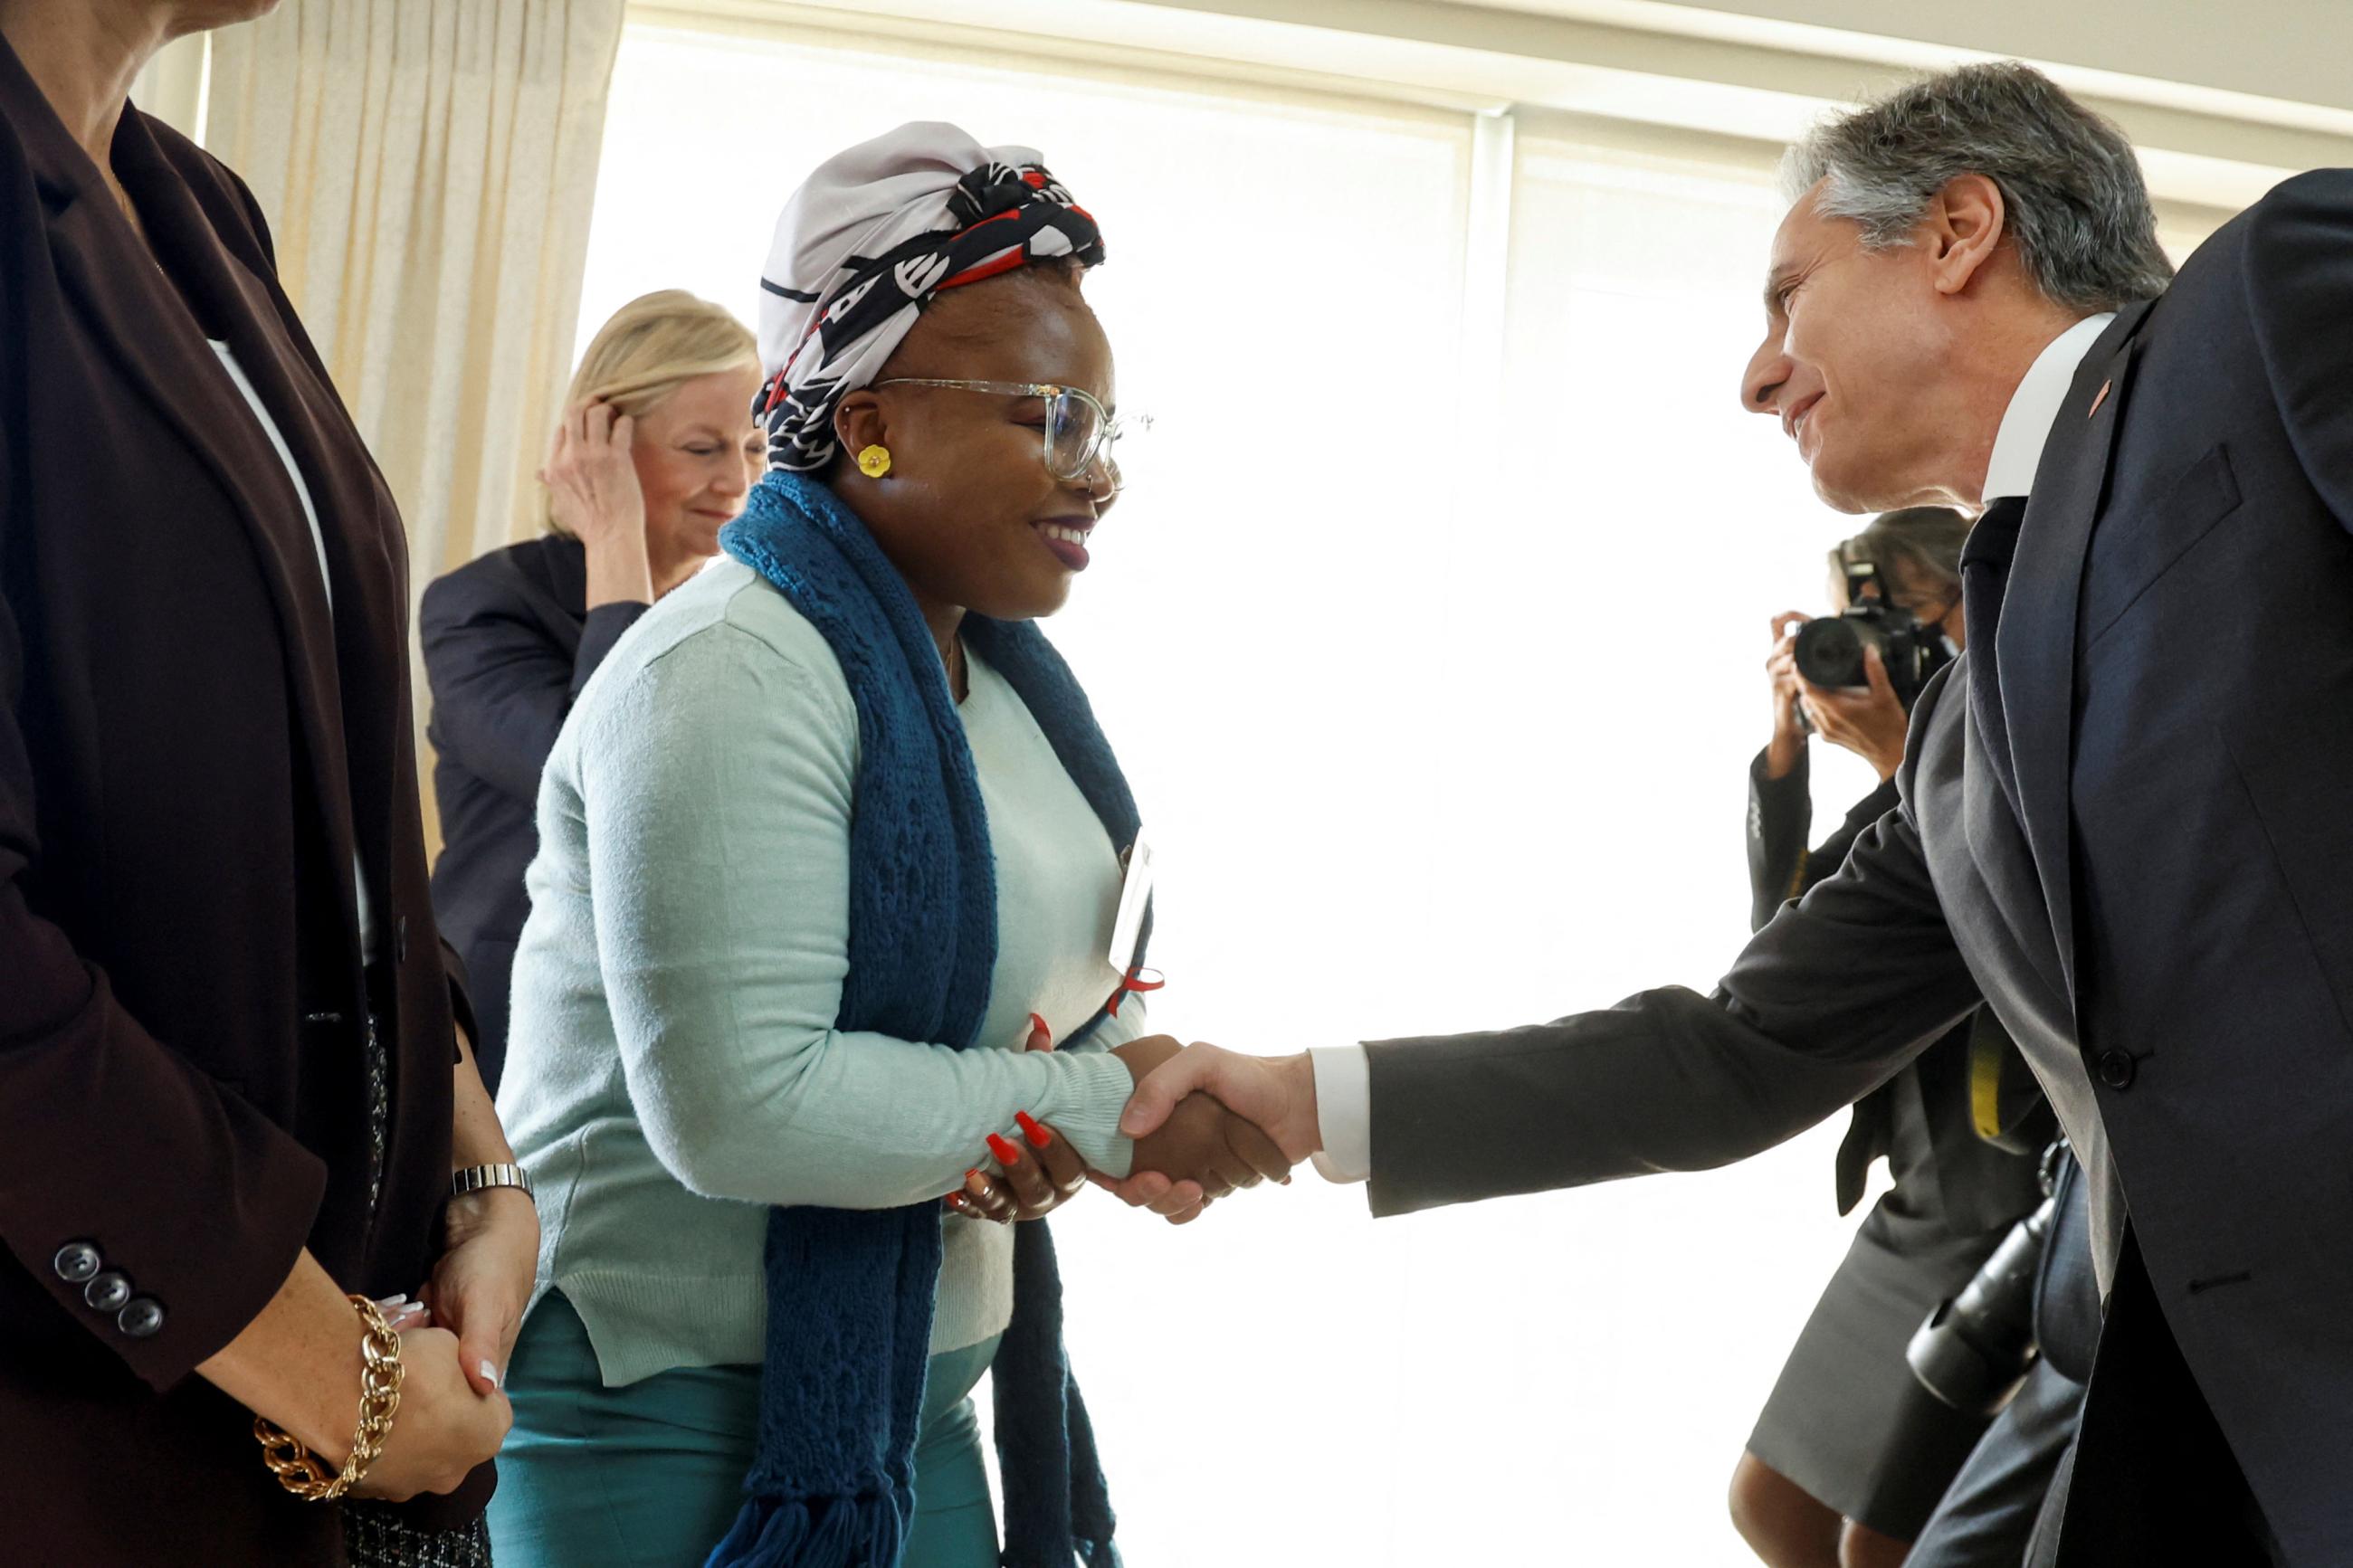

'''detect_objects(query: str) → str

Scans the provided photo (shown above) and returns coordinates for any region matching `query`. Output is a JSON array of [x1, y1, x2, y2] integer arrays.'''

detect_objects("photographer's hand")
[[1765, 611, 1810, 779], [1797, 643, 1909, 782]]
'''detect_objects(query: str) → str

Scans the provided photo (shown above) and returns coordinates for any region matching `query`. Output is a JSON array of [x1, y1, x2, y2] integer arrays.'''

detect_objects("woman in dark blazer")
[[1729, 509, 2048, 1568], [422, 290, 761, 1091], [0, 5, 533, 1563]]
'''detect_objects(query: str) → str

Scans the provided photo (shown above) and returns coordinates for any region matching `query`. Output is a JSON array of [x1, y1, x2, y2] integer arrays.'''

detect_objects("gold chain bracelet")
[[253, 1292, 405, 1502]]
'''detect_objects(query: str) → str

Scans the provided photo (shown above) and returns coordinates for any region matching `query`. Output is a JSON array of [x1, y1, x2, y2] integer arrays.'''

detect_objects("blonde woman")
[[423, 290, 763, 1089]]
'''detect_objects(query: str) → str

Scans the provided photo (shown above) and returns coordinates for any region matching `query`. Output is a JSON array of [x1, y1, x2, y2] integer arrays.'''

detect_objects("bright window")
[[579, 25, 1919, 1566]]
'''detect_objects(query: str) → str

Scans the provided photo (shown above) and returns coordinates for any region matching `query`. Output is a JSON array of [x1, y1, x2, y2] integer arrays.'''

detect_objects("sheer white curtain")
[[580, 27, 1883, 1566]]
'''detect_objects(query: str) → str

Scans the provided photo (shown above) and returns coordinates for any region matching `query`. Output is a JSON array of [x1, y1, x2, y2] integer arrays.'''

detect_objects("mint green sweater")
[[495, 558, 1143, 1387]]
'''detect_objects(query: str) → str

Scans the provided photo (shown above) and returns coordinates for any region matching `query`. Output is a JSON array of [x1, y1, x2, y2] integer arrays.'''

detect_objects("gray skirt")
[[1746, 1069, 2019, 1539]]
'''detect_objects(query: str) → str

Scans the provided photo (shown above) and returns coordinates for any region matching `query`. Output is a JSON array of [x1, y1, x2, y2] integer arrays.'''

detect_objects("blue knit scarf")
[[706, 468, 1132, 1568]]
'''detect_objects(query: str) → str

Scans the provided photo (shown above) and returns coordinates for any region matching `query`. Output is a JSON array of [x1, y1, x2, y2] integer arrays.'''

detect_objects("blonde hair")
[[545, 290, 759, 535]]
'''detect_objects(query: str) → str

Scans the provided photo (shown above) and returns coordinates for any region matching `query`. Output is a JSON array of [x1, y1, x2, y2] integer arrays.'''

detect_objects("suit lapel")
[[30, 91, 367, 965], [138, 114, 412, 942], [1997, 301, 2154, 999], [216, 279, 405, 949]]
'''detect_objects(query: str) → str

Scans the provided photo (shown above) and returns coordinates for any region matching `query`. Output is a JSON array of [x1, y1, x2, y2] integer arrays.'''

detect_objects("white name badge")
[[1106, 830, 1154, 975]]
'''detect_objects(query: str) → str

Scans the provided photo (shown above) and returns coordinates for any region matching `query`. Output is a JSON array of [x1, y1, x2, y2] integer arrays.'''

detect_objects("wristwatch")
[[451, 1163, 535, 1201]]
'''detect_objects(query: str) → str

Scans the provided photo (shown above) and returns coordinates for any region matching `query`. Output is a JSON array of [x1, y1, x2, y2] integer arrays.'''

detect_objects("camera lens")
[[1906, 1193, 2054, 1413], [1793, 617, 1868, 689]]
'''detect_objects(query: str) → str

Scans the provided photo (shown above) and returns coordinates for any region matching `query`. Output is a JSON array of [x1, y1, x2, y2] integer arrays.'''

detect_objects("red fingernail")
[[987, 1133, 1023, 1165], [1027, 1012, 1051, 1045], [965, 1168, 983, 1186], [1015, 1111, 1051, 1148], [945, 1192, 968, 1210]]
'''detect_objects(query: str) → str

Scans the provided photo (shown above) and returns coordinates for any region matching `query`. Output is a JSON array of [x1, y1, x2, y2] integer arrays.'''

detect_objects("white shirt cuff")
[[1308, 1045, 1371, 1184]]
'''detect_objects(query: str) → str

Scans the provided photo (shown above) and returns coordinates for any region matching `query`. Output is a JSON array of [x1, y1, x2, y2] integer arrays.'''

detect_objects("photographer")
[[1729, 509, 2049, 1568]]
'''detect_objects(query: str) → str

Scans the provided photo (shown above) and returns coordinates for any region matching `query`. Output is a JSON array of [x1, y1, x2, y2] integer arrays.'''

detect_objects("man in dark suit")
[[1120, 62, 2351, 1565]]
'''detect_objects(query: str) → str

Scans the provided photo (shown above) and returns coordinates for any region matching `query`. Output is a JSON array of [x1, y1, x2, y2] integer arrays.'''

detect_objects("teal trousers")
[[488, 1293, 1000, 1568]]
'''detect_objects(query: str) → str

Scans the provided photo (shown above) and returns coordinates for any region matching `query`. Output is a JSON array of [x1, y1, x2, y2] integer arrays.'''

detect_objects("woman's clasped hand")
[[948, 1112, 1091, 1224], [348, 1322, 513, 1504]]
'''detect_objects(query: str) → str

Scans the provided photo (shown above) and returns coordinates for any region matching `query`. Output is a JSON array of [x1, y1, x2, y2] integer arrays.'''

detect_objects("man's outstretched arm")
[[1122, 781, 1981, 1218]]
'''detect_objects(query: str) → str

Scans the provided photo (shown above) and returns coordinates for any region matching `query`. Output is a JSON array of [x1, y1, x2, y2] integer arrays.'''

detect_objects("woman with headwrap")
[[490, 124, 1290, 1568]]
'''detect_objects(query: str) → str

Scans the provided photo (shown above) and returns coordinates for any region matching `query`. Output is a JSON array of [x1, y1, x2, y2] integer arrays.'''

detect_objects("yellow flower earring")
[[856, 444, 892, 479]]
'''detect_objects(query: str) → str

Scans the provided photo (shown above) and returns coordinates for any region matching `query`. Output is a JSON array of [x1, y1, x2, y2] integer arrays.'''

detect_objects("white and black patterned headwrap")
[[756, 122, 1106, 472]]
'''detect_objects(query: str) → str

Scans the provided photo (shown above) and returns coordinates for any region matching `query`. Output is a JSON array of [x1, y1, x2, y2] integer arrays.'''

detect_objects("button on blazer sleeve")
[[1363, 778, 1981, 1220], [0, 235, 326, 1391]]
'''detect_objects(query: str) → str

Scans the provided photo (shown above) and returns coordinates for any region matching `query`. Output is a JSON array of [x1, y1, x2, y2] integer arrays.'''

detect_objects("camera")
[[1905, 1141, 2067, 1414], [1792, 549, 1951, 708]]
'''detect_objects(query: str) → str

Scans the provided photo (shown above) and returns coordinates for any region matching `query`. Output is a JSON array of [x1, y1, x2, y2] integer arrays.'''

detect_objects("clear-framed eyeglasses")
[[874, 378, 1148, 492]]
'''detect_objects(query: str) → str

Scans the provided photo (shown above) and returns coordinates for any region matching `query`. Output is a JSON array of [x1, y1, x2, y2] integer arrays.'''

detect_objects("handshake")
[[948, 1031, 1321, 1227]]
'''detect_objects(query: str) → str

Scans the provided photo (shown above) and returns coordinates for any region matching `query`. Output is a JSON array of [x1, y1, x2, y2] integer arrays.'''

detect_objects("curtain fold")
[[206, 0, 623, 581], [204, 0, 624, 847]]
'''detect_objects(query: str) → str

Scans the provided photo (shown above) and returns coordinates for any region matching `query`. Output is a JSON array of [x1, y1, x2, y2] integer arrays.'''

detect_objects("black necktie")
[[1962, 495, 2030, 814]]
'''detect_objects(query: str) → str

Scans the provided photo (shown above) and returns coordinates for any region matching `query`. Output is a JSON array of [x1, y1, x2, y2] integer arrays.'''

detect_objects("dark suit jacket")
[[1748, 750, 2043, 1231], [0, 40, 485, 1562], [422, 537, 644, 1089], [1366, 172, 2353, 1563]]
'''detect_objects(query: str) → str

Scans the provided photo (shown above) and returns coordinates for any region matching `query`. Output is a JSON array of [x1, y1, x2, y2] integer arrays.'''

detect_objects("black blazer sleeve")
[[1366, 715, 1980, 1220], [2245, 168, 2353, 533], [419, 563, 643, 807], [1747, 746, 1812, 932], [1748, 746, 1907, 936], [0, 746, 325, 1390], [0, 142, 325, 1389], [1748, 747, 1918, 1212]]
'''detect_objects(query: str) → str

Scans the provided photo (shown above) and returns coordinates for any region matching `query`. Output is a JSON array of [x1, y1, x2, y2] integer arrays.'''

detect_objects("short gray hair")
[[1783, 62, 2173, 312]]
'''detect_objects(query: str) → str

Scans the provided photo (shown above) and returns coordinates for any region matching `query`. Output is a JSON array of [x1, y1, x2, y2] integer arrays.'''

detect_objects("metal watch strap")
[[451, 1162, 534, 1200]]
